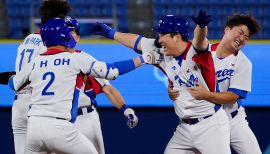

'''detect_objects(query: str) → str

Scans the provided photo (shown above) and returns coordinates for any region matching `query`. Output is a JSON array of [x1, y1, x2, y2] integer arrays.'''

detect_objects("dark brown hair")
[[225, 14, 261, 37], [40, 0, 71, 24]]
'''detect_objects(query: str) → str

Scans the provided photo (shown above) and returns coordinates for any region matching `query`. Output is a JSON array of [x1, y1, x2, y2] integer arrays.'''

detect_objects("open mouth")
[[234, 40, 241, 47], [161, 44, 167, 50]]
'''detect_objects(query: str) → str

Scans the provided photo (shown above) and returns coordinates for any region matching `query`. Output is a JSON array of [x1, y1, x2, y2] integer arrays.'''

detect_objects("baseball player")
[[8, 18, 160, 153], [66, 17, 138, 154], [10, 1, 71, 153], [169, 11, 262, 154], [89, 15, 231, 153], [187, 11, 262, 154]]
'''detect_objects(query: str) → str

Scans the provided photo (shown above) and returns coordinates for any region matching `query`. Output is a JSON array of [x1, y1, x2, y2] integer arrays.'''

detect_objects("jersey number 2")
[[42, 72, 55, 96]]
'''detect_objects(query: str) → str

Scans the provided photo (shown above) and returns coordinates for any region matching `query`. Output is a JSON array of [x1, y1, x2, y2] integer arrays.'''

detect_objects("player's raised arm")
[[89, 23, 143, 53], [191, 10, 212, 51], [79, 50, 162, 80]]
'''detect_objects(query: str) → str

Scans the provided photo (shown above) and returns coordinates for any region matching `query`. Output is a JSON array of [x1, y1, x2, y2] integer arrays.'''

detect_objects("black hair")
[[225, 14, 261, 37], [40, 0, 71, 24]]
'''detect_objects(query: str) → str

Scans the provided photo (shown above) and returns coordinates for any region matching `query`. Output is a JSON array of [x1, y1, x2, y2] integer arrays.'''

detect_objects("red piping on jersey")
[[183, 41, 192, 60], [85, 76, 103, 95], [210, 43, 219, 52], [34, 29, 40, 34], [192, 52, 216, 92], [76, 72, 85, 89], [74, 49, 81, 53], [41, 49, 67, 55]]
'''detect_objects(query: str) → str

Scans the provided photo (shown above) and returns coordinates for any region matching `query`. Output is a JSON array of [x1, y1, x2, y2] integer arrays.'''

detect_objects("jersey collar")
[[41, 48, 68, 55]]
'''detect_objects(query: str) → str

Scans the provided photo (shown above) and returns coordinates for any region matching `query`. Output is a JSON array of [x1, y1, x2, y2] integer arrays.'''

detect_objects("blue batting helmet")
[[66, 16, 80, 35], [41, 18, 76, 48], [153, 15, 189, 40]]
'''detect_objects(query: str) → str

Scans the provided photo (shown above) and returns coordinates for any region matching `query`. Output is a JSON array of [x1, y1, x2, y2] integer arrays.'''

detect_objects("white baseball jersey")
[[141, 38, 219, 119], [76, 50, 110, 108], [209, 44, 261, 154], [75, 51, 108, 154], [77, 75, 107, 154], [15, 33, 47, 93], [12, 33, 47, 154], [209, 43, 252, 114], [75, 50, 109, 154], [11, 49, 121, 123], [140, 38, 230, 154]]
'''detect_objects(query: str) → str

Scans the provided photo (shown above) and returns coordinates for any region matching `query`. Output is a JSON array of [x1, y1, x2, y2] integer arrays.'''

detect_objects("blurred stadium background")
[[0, 0, 270, 154]]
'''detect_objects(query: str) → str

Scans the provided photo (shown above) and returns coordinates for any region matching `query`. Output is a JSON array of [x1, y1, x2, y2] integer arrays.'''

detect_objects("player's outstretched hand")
[[89, 22, 116, 39], [190, 9, 212, 28], [140, 50, 163, 64], [124, 108, 138, 129]]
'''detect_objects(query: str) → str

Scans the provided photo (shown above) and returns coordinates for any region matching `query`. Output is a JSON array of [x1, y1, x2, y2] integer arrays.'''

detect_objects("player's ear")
[[224, 26, 230, 34], [76, 35, 80, 42], [174, 34, 181, 42]]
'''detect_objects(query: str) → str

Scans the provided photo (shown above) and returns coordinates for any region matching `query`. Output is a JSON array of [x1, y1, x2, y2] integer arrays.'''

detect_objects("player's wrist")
[[138, 55, 145, 64], [120, 104, 128, 113], [205, 91, 214, 102], [108, 29, 116, 39]]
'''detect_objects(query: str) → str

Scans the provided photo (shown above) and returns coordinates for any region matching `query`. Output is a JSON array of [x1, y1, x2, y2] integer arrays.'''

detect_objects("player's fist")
[[140, 50, 163, 64], [124, 108, 138, 129], [190, 10, 212, 28], [89, 22, 116, 39]]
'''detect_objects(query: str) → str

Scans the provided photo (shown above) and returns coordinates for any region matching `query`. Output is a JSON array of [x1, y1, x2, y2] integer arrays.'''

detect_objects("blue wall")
[[0, 43, 270, 107]]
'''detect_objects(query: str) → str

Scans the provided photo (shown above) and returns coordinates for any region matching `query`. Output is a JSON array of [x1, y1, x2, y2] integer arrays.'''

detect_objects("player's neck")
[[174, 41, 187, 57], [67, 48, 75, 53], [216, 42, 233, 58], [48, 45, 66, 51]]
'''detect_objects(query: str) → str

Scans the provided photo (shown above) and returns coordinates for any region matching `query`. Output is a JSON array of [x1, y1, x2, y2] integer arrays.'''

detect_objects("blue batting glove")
[[190, 10, 212, 28], [89, 22, 116, 39]]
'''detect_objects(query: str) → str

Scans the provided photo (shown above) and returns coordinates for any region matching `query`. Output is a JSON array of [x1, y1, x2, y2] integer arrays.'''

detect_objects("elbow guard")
[[89, 61, 119, 80]]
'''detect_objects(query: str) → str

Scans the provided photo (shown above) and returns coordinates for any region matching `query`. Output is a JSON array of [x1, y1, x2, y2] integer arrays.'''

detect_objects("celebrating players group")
[[1, 0, 262, 154]]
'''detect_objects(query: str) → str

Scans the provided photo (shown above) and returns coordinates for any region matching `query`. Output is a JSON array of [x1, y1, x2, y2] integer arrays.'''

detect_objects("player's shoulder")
[[236, 50, 252, 66], [73, 50, 97, 61], [237, 50, 250, 62], [23, 33, 41, 40], [19, 33, 43, 47]]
